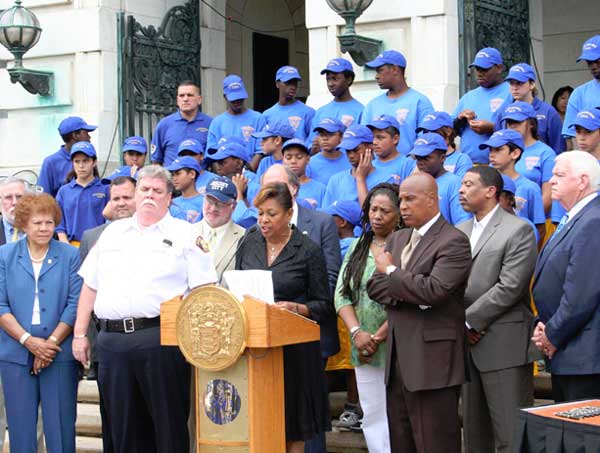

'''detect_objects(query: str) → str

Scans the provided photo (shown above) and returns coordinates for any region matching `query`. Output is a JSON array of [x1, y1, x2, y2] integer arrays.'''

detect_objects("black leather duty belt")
[[98, 316, 160, 333]]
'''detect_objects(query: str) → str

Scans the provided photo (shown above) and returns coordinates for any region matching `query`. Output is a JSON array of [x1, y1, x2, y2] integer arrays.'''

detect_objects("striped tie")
[[549, 214, 568, 242]]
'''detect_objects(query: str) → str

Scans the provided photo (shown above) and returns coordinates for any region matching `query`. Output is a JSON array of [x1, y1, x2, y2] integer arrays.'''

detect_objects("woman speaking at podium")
[[235, 182, 333, 453]]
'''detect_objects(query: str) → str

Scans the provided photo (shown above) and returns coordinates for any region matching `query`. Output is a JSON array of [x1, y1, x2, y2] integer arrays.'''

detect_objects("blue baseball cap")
[[223, 75, 248, 101], [207, 142, 249, 163], [320, 58, 354, 74], [501, 101, 536, 122], [322, 200, 362, 226], [366, 114, 400, 132], [282, 138, 309, 154], [313, 117, 346, 134], [500, 174, 516, 195], [205, 175, 237, 203], [70, 141, 97, 158], [58, 116, 97, 136], [365, 50, 407, 69], [122, 136, 147, 154], [409, 133, 448, 157], [166, 156, 202, 175], [505, 63, 536, 82], [101, 165, 137, 184], [252, 121, 296, 139], [338, 125, 373, 151], [577, 35, 600, 62], [569, 108, 600, 131], [416, 111, 453, 133], [478, 129, 525, 151], [177, 138, 204, 155], [469, 47, 503, 69], [276, 66, 302, 82]]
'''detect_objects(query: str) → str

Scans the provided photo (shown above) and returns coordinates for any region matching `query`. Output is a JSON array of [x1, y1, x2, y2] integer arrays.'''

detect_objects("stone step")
[[78, 380, 100, 404], [76, 403, 102, 438], [76, 436, 103, 453]]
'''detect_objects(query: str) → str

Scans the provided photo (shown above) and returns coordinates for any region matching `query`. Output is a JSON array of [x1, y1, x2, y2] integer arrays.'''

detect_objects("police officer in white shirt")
[[72, 165, 217, 453]]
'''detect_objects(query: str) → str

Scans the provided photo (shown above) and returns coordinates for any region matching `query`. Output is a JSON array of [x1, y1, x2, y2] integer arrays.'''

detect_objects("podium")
[[160, 285, 320, 452]]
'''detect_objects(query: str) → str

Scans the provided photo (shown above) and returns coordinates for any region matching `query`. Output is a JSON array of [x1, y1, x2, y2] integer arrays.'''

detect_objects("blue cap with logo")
[[207, 141, 249, 163], [469, 47, 503, 69], [252, 120, 296, 139], [416, 111, 453, 133], [101, 165, 137, 184], [569, 108, 600, 131], [205, 175, 238, 203], [577, 35, 600, 62], [177, 138, 204, 156], [408, 133, 448, 157], [500, 174, 516, 195], [223, 75, 249, 101], [505, 63, 536, 82], [322, 200, 362, 226], [365, 50, 407, 69], [276, 65, 302, 82], [320, 58, 354, 74], [366, 114, 401, 132], [338, 125, 373, 151], [501, 101, 536, 122], [122, 136, 147, 154], [478, 129, 525, 151], [70, 141, 97, 158], [58, 116, 97, 136], [166, 156, 202, 175], [313, 117, 346, 134], [282, 138, 309, 154]]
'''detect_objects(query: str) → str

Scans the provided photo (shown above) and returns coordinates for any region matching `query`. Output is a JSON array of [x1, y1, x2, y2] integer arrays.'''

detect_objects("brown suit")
[[367, 215, 472, 453]]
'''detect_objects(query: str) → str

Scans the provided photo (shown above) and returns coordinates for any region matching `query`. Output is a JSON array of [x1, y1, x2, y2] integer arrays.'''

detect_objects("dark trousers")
[[97, 326, 191, 453], [551, 373, 600, 402], [304, 358, 329, 453], [387, 350, 461, 453]]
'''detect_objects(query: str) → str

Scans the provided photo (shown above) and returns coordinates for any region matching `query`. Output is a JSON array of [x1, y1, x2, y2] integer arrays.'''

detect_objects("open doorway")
[[252, 33, 289, 112]]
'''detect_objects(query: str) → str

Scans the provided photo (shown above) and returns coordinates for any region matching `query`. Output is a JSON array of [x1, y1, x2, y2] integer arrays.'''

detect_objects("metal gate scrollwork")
[[118, 1, 201, 146]]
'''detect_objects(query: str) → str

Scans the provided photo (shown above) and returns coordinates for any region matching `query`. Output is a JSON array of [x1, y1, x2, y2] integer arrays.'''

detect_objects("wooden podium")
[[160, 288, 320, 453]]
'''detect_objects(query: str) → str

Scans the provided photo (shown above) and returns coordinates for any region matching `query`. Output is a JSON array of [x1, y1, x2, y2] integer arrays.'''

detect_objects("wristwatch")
[[385, 265, 397, 276]]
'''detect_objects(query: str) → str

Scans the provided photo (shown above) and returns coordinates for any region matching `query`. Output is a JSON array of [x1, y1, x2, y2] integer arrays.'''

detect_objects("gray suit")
[[457, 207, 537, 453]]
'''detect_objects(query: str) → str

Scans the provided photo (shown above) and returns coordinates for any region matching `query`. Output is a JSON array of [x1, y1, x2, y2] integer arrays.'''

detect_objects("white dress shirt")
[[415, 213, 441, 239], [195, 219, 231, 251], [79, 212, 218, 320], [566, 192, 598, 222], [470, 204, 499, 251]]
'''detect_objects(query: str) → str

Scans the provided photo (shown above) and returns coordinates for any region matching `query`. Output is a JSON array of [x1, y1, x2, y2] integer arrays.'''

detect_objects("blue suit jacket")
[[0, 239, 82, 365], [297, 205, 341, 358], [532, 196, 600, 375]]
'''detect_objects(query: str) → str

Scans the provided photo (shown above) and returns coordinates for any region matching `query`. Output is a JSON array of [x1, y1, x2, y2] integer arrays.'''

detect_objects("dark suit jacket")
[[79, 223, 108, 263], [367, 215, 472, 391], [532, 196, 600, 375], [297, 205, 341, 358], [0, 217, 6, 246]]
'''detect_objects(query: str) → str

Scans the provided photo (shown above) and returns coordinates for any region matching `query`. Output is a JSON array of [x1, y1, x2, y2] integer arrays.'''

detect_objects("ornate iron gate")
[[459, 0, 530, 94], [118, 1, 201, 148]]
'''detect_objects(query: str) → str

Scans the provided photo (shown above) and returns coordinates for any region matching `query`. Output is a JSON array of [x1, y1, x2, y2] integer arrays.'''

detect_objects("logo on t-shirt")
[[490, 98, 504, 113], [515, 196, 527, 214], [341, 114, 355, 127], [524, 156, 540, 171], [395, 109, 409, 125], [288, 116, 302, 130], [241, 126, 255, 142]]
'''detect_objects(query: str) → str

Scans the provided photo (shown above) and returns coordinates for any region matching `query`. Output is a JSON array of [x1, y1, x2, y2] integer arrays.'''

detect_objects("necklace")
[[268, 229, 292, 263], [372, 239, 386, 248], [27, 245, 49, 264]]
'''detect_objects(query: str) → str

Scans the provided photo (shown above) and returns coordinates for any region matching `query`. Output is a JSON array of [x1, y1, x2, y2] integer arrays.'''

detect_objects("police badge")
[[196, 235, 210, 253]]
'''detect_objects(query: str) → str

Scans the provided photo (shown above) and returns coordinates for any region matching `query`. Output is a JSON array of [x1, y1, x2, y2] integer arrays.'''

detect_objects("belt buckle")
[[123, 317, 135, 334]]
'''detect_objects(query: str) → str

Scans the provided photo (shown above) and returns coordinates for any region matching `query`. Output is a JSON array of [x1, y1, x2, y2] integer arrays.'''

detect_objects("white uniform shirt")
[[79, 212, 217, 320]]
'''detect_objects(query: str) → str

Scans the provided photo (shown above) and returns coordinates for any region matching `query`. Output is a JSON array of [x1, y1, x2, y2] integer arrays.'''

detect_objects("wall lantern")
[[0, 0, 52, 96], [326, 0, 382, 66]]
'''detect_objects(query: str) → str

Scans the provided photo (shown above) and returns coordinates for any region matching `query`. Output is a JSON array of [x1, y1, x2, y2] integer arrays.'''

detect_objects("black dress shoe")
[[86, 362, 98, 381]]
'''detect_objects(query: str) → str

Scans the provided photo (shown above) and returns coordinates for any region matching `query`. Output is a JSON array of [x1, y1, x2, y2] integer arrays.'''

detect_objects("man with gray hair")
[[0, 177, 28, 245], [532, 151, 600, 402], [72, 165, 218, 452]]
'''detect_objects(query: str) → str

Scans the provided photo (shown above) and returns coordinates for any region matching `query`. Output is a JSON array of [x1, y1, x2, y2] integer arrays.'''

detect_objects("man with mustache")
[[72, 165, 217, 453]]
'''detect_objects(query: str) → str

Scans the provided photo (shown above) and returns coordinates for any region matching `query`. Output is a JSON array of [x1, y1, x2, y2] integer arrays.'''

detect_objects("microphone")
[[217, 224, 259, 286]]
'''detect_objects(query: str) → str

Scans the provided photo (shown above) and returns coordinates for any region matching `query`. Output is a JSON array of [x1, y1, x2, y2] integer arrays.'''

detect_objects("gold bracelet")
[[48, 335, 59, 344]]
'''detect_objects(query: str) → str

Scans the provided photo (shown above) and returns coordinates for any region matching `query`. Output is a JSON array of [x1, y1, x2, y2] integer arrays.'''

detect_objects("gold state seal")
[[176, 285, 247, 371]]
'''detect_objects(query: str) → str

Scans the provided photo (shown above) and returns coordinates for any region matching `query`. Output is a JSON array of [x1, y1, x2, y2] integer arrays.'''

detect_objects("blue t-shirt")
[[38, 146, 72, 197], [298, 179, 327, 209], [436, 172, 471, 225], [307, 98, 364, 147], [515, 141, 556, 188], [373, 154, 416, 185], [550, 200, 567, 223], [522, 217, 540, 243], [444, 151, 473, 179], [151, 111, 212, 166], [256, 155, 283, 180], [207, 110, 265, 159], [322, 168, 388, 208], [56, 178, 109, 241], [340, 237, 355, 260], [306, 152, 352, 186], [262, 101, 315, 141], [170, 194, 203, 223], [195, 170, 218, 194], [453, 82, 512, 164], [562, 79, 600, 137], [360, 88, 434, 155], [513, 175, 546, 225]]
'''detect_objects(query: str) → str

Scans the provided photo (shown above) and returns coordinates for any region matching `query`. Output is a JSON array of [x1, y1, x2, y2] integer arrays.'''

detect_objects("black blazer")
[[0, 216, 6, 246], [235, 227, 335, 326]]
